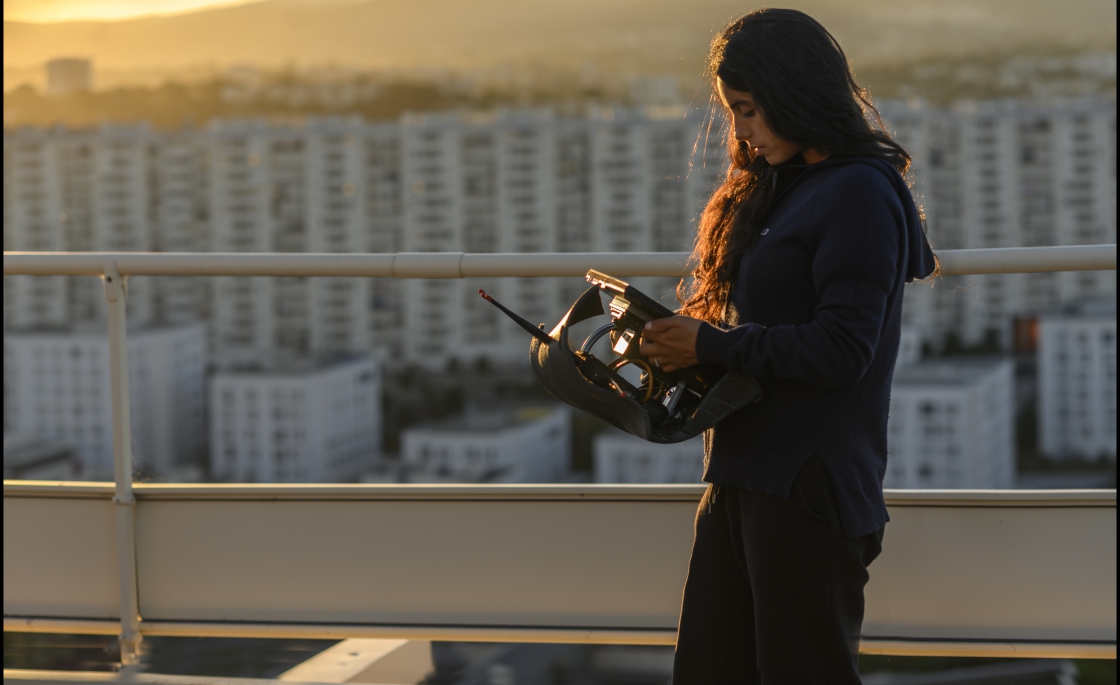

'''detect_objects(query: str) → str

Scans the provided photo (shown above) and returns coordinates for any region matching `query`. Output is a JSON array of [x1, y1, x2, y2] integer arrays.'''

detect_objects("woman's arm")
[[691, 172, 904, 388]]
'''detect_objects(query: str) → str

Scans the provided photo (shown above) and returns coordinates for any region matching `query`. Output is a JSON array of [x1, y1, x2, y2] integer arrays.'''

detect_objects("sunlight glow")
[[4, 0, 262, 24]]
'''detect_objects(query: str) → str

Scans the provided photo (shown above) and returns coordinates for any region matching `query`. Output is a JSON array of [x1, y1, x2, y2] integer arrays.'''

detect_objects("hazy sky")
[[5, 0, 1114, 84], [4, 0, 259, 23]]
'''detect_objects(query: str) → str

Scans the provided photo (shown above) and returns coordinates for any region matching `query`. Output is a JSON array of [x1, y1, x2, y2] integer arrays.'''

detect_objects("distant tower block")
[[45, 57, 92, 96]]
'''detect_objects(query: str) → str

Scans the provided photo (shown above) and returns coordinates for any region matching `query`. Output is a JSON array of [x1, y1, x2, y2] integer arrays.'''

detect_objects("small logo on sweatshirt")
[[760, 228, 770, 235]]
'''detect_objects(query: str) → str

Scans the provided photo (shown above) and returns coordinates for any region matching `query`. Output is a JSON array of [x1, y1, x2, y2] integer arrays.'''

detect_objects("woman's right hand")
[[639, 316, 704, 373]]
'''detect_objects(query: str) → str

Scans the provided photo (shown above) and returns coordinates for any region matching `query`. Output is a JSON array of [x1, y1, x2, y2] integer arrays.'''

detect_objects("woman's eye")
[[740, 109, 755, 118]]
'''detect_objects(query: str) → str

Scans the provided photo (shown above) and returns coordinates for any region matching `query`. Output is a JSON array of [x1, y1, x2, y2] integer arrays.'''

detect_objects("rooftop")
[[3, 321, 205, 338], [1043, 295, 1117, 319], [893, 358, 1011, 386], [217, 353, 374, 376], [2, 434, 76, 471], [407, 405, 564, 434]]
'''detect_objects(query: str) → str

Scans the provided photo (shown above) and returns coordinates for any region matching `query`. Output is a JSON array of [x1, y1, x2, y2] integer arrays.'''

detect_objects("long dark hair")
[[678, 8, 911, 323]]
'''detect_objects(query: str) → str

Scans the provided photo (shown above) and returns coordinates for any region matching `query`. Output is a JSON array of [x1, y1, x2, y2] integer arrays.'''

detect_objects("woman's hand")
[[639, 315, 703, 373]]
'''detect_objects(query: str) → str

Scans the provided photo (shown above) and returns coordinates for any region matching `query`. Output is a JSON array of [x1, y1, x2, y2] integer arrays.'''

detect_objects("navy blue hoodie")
[[694, 155, 936, 539]]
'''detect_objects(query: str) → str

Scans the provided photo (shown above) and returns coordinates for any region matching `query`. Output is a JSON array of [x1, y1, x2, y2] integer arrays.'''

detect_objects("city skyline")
[[3, 46, 1116, 485], [4, 97, 1115, 361]]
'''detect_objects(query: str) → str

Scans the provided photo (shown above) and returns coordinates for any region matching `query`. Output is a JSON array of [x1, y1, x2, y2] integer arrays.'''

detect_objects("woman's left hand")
[[639, 315, 703, 373]]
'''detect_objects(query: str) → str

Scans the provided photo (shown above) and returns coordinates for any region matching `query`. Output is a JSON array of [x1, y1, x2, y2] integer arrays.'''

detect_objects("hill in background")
[[5, 0, 1116, 88]]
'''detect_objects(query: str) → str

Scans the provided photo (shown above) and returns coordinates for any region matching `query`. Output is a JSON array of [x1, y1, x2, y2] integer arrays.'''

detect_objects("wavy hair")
[[678, 8, 912, 322]]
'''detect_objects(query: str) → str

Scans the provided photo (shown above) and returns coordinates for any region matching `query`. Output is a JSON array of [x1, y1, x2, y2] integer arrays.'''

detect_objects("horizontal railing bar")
[[3, 245, 1116, 278], [3, 617, 1114, 658], [3, 481, 1116, 506], [0, 252, 688, 278], [937, 244, 1117, 275], [880, 488, 1116, 507]]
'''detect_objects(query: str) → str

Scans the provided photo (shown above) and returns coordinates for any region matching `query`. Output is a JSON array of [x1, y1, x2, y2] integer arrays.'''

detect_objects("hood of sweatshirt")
[[769, 154, 936, 283]]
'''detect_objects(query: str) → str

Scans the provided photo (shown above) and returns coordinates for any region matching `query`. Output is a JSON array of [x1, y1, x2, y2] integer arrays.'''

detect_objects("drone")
[[480, 270, 762, 444]]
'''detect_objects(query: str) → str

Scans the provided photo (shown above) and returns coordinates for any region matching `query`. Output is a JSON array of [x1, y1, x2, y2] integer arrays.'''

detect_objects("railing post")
[[103, 261, 142, 668]]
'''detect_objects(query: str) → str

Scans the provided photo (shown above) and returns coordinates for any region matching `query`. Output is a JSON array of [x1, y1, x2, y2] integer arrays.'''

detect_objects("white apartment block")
[[207, 119, 274, 366], [5, 98, 1113, 366], [1037, 298, 1117, 461], [400, 405, 569, 483], [593, 429, 705, 484], [4, 128, 69, 329], [883, 98, 1116, 351], [151, 129, 210, 325], [93, 125, 157, 327], [399, 107, 717, 368], [364, 124, 406, 359], [205, 118, 375, 368], [4, 124, 161, 330], [58, 130, 100, 322], [3, 323, 207, 480], [886, 358, 1016, 489], [304, 118, 372, 357], [210, 354, 380, 482]]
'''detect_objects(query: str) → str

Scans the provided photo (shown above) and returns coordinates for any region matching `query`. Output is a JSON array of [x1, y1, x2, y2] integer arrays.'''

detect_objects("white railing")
[[3, 244, 1116, 278], [2, 245, 1117, 669], [4, 482, 1115, 658]]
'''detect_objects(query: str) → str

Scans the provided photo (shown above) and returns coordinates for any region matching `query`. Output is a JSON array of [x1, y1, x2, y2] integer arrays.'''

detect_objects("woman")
[[638, 9, 936, 684]]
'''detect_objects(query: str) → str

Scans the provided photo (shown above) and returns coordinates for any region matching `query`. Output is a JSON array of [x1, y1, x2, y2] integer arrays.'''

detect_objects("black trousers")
[[673, 455, 884, 685]]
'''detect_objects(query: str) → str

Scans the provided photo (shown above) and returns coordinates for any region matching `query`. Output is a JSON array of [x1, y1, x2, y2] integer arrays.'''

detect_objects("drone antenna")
[[479, 290, 554, 344]]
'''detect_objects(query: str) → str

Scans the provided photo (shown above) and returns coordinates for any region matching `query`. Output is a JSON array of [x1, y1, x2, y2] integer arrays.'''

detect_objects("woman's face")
[[717, 79, 805, 166]]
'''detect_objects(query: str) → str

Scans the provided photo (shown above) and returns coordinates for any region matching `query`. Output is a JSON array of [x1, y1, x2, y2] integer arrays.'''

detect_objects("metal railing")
[[3, 244, 1116, 278], [2, 244, 1117, 669], [4, 482, 1115, 661]]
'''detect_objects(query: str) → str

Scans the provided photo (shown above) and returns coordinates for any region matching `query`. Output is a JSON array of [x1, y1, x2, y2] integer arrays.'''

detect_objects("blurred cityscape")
[[4, 56, 1115, 490], [2, 0, 1117, 680]]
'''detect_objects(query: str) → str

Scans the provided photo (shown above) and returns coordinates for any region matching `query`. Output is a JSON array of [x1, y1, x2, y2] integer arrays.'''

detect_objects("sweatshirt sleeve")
[[695, 170, 902, 388]]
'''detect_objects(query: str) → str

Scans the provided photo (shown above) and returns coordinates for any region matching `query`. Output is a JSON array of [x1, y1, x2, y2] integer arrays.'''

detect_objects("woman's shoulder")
[[808, 157, 903, 195], [798, 157, 908, 213]]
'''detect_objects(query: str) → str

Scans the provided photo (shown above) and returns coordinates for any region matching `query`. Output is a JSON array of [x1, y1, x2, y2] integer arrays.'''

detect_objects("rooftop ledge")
[[5, 481, 1116, 660]]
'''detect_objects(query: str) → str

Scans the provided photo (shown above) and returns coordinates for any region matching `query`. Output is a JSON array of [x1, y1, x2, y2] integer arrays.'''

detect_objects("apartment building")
[[3, 128, 69, 329], [363, 123, 406, 360], [593, 429, 705, 484], [93, 124, 157, 326], [400, 405, 570, 483], [5, 98, 1113, 367], [4, 123, 186, 330], [151, 128, 210, 325], [209, 354, 381, 482], [3, 323, 207, 480], [883, 98, 1116, 351], [886, 358, 1016, 489], [1037, 298, 1117, 461]]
